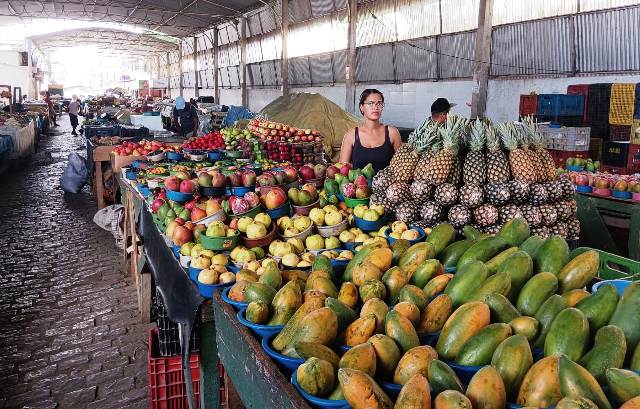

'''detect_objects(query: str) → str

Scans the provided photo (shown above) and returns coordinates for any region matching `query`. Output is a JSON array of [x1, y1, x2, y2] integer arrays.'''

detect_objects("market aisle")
[[0, 115, 149, 409]]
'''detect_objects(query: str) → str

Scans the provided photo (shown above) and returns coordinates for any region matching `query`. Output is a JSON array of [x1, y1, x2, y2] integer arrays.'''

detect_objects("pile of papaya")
[[227, 217, 640, 408]]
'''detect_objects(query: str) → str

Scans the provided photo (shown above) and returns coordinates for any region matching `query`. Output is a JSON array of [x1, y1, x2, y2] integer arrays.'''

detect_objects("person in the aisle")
[[339, 89, 401, 172], [44, 91, 58, 127], [68, 95, 80, 136], [431, 97, 456, 124], [172, 96, 199, 138]]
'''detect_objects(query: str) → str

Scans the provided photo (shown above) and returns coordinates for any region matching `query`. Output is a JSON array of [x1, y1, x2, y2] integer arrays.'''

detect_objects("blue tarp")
[[221, 105, 256, 127], [0, 135, 13, 155]]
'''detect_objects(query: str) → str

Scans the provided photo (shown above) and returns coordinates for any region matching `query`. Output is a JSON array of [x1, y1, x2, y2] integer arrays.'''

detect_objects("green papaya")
[[497, 217, 531, 247], [497, 250, 533, 301], [411, 259, 443, 289], [605, 368, 640, 405], [575, 283, 619, 331], [485, 247, 520, 276], [516, 272, 558, 316], [558, 355, 612, 409], [428, 359, 464, 395], [444, 260, 489, 307], [532, 294, 568, 350], [484, 293, 521, 323], [519, 235, 545, 259], [457, 236, 510, 270], [535, 235, 570, 275], [470, 271, 512, 301], [491, 334, 534, 401], [325, 297, 357, 333], [425, 223, 457, 255], [439, 239, 475, 268], [580, 325, 627, 382], [608, 281, 640, 351], [544, 308, 590, 362], [455, 323, 513, 366]]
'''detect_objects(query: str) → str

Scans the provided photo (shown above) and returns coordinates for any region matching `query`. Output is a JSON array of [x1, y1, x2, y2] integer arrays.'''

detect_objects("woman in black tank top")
[[339, 89, 401, 172]]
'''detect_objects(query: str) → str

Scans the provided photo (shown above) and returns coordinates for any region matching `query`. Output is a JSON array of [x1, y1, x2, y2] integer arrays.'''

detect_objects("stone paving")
[[0, 116, 149, 408]]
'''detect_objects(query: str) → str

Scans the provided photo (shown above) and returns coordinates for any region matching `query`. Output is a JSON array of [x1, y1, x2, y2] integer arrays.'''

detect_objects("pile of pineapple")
[[370, 116, 579, 239]]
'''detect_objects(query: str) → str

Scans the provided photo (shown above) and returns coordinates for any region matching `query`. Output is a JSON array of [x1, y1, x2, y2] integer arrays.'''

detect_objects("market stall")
[[0, 112, 37, 159]]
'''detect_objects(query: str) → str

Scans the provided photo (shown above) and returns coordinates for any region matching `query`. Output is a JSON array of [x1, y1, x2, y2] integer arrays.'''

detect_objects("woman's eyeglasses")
[[363, 101, 385, 108]]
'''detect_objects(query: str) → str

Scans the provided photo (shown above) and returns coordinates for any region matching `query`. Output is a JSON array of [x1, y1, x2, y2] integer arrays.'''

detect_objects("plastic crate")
[[603, 141, 629, 167], [538, 125, 590, 151], [84, 125, 116, 139], [567, 84, 590, 123], [587, 84, 612, 128], [535, 115, 584, 127], [148, 328, 201, 409], [632, 120, 640, 144], [609, 125, 632, 142], [519, 95, 538, 116], [537, 94, 585, 117], [627, 144, 640, 173], [118, 125, 150, 138], [155, 289, 200, 357], [635, 83, 640, 120], [547, 149, 588, 167], [589, 137, 603, 162], [570, 247, 640, 281]]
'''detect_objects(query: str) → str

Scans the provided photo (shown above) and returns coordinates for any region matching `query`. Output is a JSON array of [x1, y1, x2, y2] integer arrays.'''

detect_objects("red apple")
[[191, 207, 207, 221], [264, 187, 287, 209], [242, 170, 256, 187], [184, 199, 197, 210], [151, 198, 165, 213], [282, 166, 298, 183], [179, 180, 196, 194], [229, 218, 239, 230], [211, 172, 227, 188], [165, 176, 180, 191]]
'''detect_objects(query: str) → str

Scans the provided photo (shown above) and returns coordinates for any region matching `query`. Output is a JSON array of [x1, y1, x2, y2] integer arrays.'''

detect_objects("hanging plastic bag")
[[60, 152, 88, 193], [93, 204, 125, 248]]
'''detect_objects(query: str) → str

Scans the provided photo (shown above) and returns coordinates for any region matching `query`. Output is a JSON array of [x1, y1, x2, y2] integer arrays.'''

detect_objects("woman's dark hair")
[[359, 88, 384, 114]]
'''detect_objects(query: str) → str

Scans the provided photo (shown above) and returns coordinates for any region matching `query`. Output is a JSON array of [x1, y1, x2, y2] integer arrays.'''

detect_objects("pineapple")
[[420, 202, 444, 225], [463, 119, 487, 185], [372, 167, 394, 193], [448, 205, 472, 228], [412, 123, 440, 180], [554, 201, 573, 221], [549, 222, 568, 239], [485, 123, 510, 183], [539, 204, 558, 227], [446, 154, 462, 185], [434, 183, 458, 207], [529, 184, 549, 205], [484, 223, 503, 235], [566, 217, 580, 240], [498, 122, 537, 184], [521, 204, 543, 227], [474, 204, 499, 227], [459, 184, 484, 208], [545, 181, 564, 202], [522, 117, 558, 181], [519, 127, 547, 183], [389, 144, 419, 183], [371, 194, 396, 216], [485, 182, 511, 206], [531, 225, 550, 238], [509, 180, 530, 204], [386, 182, 411, 205], [499, 204, 523, 224], [428, 115, 466, 185], [558, 177, 575, 199], [410, 180, 434, 201], [395, 200, 421, 224]]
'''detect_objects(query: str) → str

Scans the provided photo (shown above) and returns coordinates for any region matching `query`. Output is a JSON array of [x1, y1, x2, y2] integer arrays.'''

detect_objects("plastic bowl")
[[208, 150, 226, 161], [236, 308, 284, 338], [165, 189, 194, 202], [262, 333, 304, 372], [593, 188, 612, 197], [566, 165, 584, 172], [633, 192, 640, 202], [199, 186, 226, 198], [229, 204, 262, 220], [575, 185, 593, 193], [241, 223, 277, 249], [147, 151, 166, 162], [304, 177, 325, 189], [280, 223, 313, 242], [290, 373, 350, 408], [384, 226, 426, 245], [125, 170, 137, 180], [266, 202, 291, 219], [341, 241, 363, 252], [592, 279, 631, 295], [418, 331, 440, 347], [353, 215, 385, 232], [316, 218, 349, 238], [200, 233, 240, 251], [613, 190, 632, 199], [197, 280, 231, 298], [330, 258, 350, 274], [336, 344, 352, 353], [507, 404, 555, 409], [221, 286, 248, 310], [166, 151, 184, 161], [188, 266, 202, 281], [138, 185, 151, 197], [188, 153, 207, 162], [379, 381, 402, 400], [444, 266, 456, 273], [171, 244, 181, 260], [291, 199, 320, 216], [532, 348, 544, 362], [231, 186, 253, 196], [344, 196, 370, 208], [447, 361, 482, 385]]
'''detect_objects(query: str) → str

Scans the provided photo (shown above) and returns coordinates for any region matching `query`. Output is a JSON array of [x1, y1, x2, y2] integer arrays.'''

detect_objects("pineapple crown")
[[438, 115, 466, 152], [409, 120, 440, 153], [521, 116, 544, 148], [496, 122, 519, 151], [485, 123, 501, 151], [468, 119, 485, 152]]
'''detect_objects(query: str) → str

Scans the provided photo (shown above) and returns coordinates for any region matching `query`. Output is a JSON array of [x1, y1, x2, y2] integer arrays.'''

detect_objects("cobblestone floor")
[[0, 116, 149, 408]]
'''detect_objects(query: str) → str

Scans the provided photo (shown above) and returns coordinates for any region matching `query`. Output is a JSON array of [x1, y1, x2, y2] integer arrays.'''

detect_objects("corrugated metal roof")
[[492, 0, 575, 26], [580, 0, 640, 12], [441, 0, 478, 34], [395, 37, 438, 80], [395, 0, 439, 40], [439, 31, 475, 78], [356, 0, 397, 47]]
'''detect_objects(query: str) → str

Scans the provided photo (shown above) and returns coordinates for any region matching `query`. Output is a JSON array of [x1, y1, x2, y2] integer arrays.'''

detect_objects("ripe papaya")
[[516, 272, 558, 316], [557, 250, 600, 293], [605, 368, 640, 405], [412, 259, 443, 288], [558, 355, 612, 409], [497, 250, 533, 302], [325, 297, 357, 332], [544, 308, 590, 361], [457, 236, 510, 270], [470, 271, 512, 302], [509, 316, 539, 342], [244, 281, 277, 304], [359, 279, 387, 303], [269, 281, 303, 325], [455, 323, 512, 366], [338, 282, 358, 309], [575, 282, 618, 331], [393, 302, 421, 327], [391, 239, 411, 265], [228, 280, 250, 302], [382, 266, 410, 304], [394, 374, 431, 409], [484, 292, 521, 323], [485, 246, 519, 275], [434, 390, 472, 409], [303, 289, 328, 304], [273, 293, 327, 351], [428, 359, 464, 395], [360, 297, 389, 334], [305, 270, 332, 288], [338, 368, 393, 409], [561, 289, 591, 307], [519, 235, 545, 259], [534, 235, 569, 275], [426, 223, 457, 255], [258, 263, 282, 289], [236, 269, 258, 283], [444, 260, 489, 307], [339, 342, 377, 377], [352, 261, 383, 287], [399, 242, 436, 276], [245, 301, 269, 324], [516, 355, 562, 408], [281, 269, 309, 284], [297, 357, 335, 397], [368, 334, 401, 380], [398, 284, 428, 310], [492, 334, 533, 401], [436, 301, 490, 361], [418, 294, 453, 334], [424, 274, 454, 300], [622, 397, 640, 409], [465, 365, 507, 409], [440, 239, 475, 268], [281, 307, 339, 357], [312, 254, 334, 275], [344, 314, 377, 346], [393, 345, 438, 385], [307, 276, 339, 298], [580, 325, 627, 382], [343, 241, 388, 282], [531, 294, 567, 350], [366, 247, 393, 272], [385, 310, 419, 354], [497, 217, 531, 247], [328, 384, 345, 400], [556, 397, 599, 409], [295, 342, 340, 369], [608, 281, 640, 351]]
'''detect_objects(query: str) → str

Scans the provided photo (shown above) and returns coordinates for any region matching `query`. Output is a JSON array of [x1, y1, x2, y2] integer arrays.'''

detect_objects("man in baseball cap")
[[431, 98, 456, 124]]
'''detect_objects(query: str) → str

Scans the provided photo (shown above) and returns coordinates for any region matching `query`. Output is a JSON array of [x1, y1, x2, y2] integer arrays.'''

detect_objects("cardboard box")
[[111, 152, 146, 172]]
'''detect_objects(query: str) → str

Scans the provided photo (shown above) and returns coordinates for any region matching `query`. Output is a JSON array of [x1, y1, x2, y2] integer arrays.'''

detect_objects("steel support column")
[[345, 0, 357, 114]]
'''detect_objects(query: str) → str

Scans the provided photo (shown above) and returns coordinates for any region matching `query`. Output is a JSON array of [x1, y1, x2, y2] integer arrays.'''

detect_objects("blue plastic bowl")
[[172, 244, 181, 259], [336, 344, 352, 353], [166, 151, 184, 161], [418, 331, 440, 347], [290, 373, 350, 409], [592, 279, 631, 295], [125, 170, 137, 180], [130, 159, 145, 170], [189, 266, 202, 281], [221, 286, 248, 310], [236, 308, 284, 338], [199, 186, 226, 198], [379, 381, 402, 400], [447, 361, 482, 385], [384, 226, 427, 245], [231, 186, 253, 196], [197, 280, 231, 298], [138, 185, 151, 197], [208, 150, 226, 161], [341, 241, 363, 252], [353, 215, 385, 232], [166, 189, 194, 202], [575, 185, 593, 193], [444, 266, 456, 273], [532, 348, 544, 362], [508, 404, 555, 409], [330, 259, 350, 274], [226, 264, 241, 273], [266, 202, 291, 219], [262, 333, 304, 372], [566, 165, 584, 172], [613, 190, 632, 199]]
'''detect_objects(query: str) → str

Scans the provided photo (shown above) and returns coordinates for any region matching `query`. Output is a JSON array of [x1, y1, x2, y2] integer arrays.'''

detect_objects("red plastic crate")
[[567, 84, 589, 123], [148, 328, 201, 409], [628, 144, 640, 172], [610, 125, 632, 142], [519, 95, 538, 116], [547, 149, 588, 167], [601, 165, 629, 175]]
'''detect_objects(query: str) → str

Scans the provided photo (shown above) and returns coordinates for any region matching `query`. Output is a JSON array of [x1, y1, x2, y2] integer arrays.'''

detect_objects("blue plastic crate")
[[635, 83, 640, 120], [537, 94, 585, 117]]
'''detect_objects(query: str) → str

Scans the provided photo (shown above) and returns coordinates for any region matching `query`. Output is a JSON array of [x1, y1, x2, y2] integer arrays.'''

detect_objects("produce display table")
[[0, 120, 35, 159], [576, 192, 640, 261], [90, 142, 115, 209]]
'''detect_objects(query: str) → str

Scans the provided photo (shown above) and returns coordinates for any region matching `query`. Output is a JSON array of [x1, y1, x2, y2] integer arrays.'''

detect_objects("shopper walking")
[[44, 91, 58, 127], [339, 89, 401, 172], [172, 96, 199, 138], [68, 95, 80, 135]]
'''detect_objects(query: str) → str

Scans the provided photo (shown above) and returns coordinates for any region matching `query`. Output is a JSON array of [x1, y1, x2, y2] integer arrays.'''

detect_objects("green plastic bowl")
[[344, 196, 370, 208], [199, 233, 240, 251], [226, 150, 243, 159]]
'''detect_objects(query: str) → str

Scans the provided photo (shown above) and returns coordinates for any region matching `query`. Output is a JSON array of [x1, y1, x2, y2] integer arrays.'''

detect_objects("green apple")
[[236, 248, 257, 263], [254, 213, 272, 228], [226, 228, 237, 237], [325, 236, 340, 250], [206, 221, 227, 237], [191, 244, 204, 259], [305, 234, 325, 251], [323, 205, 338, 213], [363, 209, 380, 222], [251, 247, 266, 259], [308, 208, 326, 226], [237, 217, 253, 233], [353, 204, 368, 219], [211, 254, 228, 266]]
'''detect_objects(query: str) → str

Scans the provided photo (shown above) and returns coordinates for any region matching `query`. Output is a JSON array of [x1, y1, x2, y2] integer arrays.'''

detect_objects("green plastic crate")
[[570, 247, 640, 280]]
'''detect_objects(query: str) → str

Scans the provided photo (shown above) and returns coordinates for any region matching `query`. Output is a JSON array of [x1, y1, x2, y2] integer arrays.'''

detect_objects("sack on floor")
[[94, 205, 125, 249], [60, 152, 88, 193]]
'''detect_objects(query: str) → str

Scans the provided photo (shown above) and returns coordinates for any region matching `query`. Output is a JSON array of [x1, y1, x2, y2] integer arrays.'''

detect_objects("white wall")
[[219, 88, 242, 106], [0, 51, 34, 98], [248, 88, 281, 112]]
